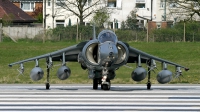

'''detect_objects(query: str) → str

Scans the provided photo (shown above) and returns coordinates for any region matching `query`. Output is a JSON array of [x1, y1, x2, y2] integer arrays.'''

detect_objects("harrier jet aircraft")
[[9, 27, 189, 90]]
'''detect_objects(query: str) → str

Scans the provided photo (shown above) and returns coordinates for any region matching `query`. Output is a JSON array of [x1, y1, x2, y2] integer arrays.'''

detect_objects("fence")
[[1, 25, 200, 42], [149, 34, 200, 42], [2, 26, 44, 41]]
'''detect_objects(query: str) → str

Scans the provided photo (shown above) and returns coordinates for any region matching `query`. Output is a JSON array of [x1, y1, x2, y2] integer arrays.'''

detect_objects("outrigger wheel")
[[46, 83, 50, 90], [147, 82, 151, 90]]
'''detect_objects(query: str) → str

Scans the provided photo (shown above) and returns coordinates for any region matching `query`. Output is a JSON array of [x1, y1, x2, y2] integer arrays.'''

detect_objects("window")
[[136, 0, 145, 8], [136, 0, 145, 2], [107, 0, 116, 7], [193, 2, 199, 9], [87, 0, 92, 6], [82, 0, 92, 7], [56, 20, 65, 27], [107, 0, 122, 8], [48, 0, 51, 6], [136, 3, 145, 8], [21, 2, 34, 11], [56, 0, 65, 7], [160, 0, 165, 8], [109, 22, 114, 29], [138, 20, 144, 28], [169, 2, 178, 8]]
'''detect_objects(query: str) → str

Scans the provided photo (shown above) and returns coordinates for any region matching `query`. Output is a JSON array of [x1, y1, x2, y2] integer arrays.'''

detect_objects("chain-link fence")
[[149, 33, 200, 42], [40, 28, 200, 42]]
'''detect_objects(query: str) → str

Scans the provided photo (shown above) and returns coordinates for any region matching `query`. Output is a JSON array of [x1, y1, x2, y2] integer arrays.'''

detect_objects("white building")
[[43, 0, 200, 29]]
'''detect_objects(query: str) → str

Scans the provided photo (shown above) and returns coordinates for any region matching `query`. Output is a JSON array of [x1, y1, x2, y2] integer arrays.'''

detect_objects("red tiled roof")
[[0, 0, 35, 22]]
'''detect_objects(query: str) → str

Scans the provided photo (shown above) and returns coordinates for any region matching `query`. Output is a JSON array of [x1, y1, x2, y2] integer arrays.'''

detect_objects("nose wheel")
[[101, 83, 110, 90], [101, 79, 111, 90]]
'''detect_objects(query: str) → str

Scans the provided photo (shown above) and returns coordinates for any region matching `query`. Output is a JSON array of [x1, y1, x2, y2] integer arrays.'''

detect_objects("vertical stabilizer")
[[93, 25, 96, 40]]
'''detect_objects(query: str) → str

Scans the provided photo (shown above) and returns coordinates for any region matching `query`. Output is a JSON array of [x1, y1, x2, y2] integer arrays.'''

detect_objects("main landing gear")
[[93, 78, 111, 90]]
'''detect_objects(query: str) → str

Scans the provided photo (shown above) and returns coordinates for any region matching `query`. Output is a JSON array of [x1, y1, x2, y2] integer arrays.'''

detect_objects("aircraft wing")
[[8, 41, 88, 67], [127, 46, 189, 70]]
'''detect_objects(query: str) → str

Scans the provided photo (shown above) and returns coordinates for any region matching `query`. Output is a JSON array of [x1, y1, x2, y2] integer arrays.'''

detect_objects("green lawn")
[[0, 41, 199, 84]]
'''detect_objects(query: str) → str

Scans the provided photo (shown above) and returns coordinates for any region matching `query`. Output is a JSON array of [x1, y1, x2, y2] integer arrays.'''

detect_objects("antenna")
[[93, 24, 96, 39]]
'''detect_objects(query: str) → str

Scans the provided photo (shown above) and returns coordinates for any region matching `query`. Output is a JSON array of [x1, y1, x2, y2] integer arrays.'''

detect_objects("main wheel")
[[46, 83, 50, 90], [93, 79, 98, 90], [102, 83, 110, 90]]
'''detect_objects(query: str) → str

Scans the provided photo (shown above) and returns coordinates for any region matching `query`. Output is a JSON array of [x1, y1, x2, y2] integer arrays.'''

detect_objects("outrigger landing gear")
[[46, 82, 50, 90], [46, 59, 50, 90], [147, 71, 151, 90], [147, 81, 151, 90], [147, 60, 151, 90]]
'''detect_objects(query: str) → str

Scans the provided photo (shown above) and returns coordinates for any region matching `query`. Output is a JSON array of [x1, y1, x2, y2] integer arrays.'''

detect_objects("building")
[[44, 0, 200, 29], [10, 0, 43, 18], [0, 0, 35, 25]]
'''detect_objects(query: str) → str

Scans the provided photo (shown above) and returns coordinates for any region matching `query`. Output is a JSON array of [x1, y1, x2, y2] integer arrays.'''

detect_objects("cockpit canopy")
[[97, 30, 118, 44]]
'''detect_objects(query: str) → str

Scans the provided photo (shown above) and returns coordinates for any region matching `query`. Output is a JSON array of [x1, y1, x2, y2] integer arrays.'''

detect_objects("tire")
[[46, 83, 50, 90], [93, 79, 98, 89], [147, 82, 151, 90]]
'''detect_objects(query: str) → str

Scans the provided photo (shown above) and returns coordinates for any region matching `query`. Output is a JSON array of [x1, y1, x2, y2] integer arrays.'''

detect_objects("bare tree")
[[167, 0, 200, 21], [57, 0, 107, 25]]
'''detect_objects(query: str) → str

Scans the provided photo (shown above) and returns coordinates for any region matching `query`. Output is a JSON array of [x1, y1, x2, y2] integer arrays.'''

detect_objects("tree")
[[2, 13, 14, 26], [125, 9, 138, 30], [57, 0, 107, 25], [32, 6, 43, 23], [120, 21, 126, 30], [167, 0, 200, 21], [90, 8, 109, 28]]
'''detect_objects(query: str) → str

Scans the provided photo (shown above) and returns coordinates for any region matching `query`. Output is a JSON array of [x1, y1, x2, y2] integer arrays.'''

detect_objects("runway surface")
[[0, 84, 200, 112]]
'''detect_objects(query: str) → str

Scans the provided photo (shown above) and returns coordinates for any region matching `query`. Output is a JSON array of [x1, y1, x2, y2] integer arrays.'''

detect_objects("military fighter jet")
[[9, 27, 189, 90]]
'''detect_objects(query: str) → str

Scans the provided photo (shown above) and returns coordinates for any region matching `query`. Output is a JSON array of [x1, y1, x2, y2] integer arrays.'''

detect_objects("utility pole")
[[147, 0, 153, 42], [43, 0, 46, 29], [43, 0, 46, 43], [147, 20, 149, 42], [52, 0, 55, 29], [0, 22, 2, 42], [151, 0, 153, 21], [184, 21, 186, 42], [76, 18, 78, 42], [164, 0, 166, 21]]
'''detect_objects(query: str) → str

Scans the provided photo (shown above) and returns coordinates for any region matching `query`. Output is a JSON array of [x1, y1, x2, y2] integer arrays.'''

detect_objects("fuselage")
[[79, 30, 129, 76]]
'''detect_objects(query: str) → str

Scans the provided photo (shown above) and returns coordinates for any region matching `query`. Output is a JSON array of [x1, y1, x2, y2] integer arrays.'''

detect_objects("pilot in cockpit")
[[98, 30, 117, 43]]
